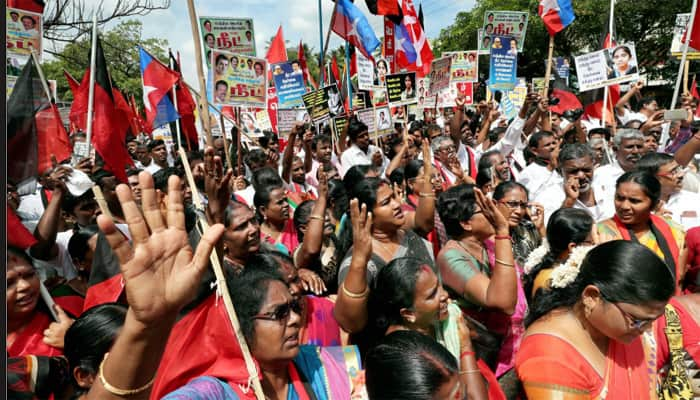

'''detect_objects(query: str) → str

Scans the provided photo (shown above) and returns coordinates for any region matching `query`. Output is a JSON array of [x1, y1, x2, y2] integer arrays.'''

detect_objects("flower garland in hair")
[[549, 245, 595, 289], [524, 239, 550, 274]]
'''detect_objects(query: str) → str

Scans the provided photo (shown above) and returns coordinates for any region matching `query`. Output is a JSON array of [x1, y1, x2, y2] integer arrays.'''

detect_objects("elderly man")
[[431, 136, 471, 188], [593, 128, 645, 195], [535, 143, 615, 224], [637, 152, 700, 230]]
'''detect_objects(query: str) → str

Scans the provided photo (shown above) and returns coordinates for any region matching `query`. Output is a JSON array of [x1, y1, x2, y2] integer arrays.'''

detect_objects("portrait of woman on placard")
[[607, 46, 638, 79], [375, 58, 389, 86]]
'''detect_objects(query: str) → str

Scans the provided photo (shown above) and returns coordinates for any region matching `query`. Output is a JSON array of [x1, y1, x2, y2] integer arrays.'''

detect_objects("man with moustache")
[[592, 129, 644, 195], [535, 144, 615, 224]]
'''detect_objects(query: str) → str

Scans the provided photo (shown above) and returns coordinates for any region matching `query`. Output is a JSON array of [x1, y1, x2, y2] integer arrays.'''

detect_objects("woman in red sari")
[[516, 240, 675, 399], [7, 247, 73, 357]]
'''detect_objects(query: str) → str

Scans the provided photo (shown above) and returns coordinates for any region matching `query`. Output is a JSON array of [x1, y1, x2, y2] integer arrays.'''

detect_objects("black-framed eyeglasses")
[[251, 299, 303, 323], [608, 301, 657, 330]]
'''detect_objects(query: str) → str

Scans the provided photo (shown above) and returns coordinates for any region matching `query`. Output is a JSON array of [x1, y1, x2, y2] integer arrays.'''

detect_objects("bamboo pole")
[[219, 112, 233, 170], [684, 60, 690, 94], [542, 36, 555, 99], [178, 148, 265, 400], [236, 107, 243, 175], [186, 0, 213, 147], [29, 47, 53, 103], [85, 13, 98, 155]]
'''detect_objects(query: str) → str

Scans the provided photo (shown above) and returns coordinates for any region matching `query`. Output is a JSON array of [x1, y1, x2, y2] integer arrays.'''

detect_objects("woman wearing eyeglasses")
[[492, 182, 544, 267], [435, 184, 517, 376], [516, 240, 675, 399], [597, 171, 687, 293]]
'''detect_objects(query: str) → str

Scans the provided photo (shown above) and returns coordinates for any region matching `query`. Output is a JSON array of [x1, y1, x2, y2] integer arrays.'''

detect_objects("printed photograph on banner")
[[6, 8, 42, 60], [417, 77, 436, 109], [357, 52, 375, 91], [437, 82, 474, 108], [532, 77, 546, 93], [478, 29, 490, 55], [428, 56, 452, 95], [276, 108, 307, 138], [267, 87, 279, 133], [302, 86, 333, 123], [483, 11, 528, 51], [199, 17, 256, 67], [272, 61, 306, 108], [574, 44, 639, 92], [385, 72, 418, 106], [444, 51, 478, 83], [332, 116, 348, 145], [375, 106, 393, 135], [508, 78, 528, 110], [391, 105, 407, 124], [256, 110, 272, 131], [488, 36, 518, 91], [356, 108, 376, 136], [671, 13, 700, 57], [239, 110, 264, 137], [325, 84, 345, 117], [352, 91, 370, 110], [374, 57, 391, 87], [211, 50, 267, 107]]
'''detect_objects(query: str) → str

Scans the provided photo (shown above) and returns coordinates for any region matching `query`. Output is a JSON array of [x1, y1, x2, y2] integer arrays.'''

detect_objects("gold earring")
[[407, 316, 415, 323]]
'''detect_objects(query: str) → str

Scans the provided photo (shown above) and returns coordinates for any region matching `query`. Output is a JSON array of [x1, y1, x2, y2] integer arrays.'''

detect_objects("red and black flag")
[[364, 0, 403, 24], [7, 56, 71, 184], [72, 34, 133, 182], [169, 50, 200, 150]]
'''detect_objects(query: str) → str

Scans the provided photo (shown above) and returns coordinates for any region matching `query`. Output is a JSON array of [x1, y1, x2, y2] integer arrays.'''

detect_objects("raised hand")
[[204, 146, 233, 224], [350, 198, 373, 263], [298, 268, 327, 295], [475, 188, 508, 234], [564, 176, 580, 202], [42, 305, 73, 349], [96, 172, 225, 326]]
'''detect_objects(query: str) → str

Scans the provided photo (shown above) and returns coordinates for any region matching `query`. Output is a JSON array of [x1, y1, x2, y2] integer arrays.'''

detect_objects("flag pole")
[[601, 0, 616, 128], [182, 80, 254, 142], [322, 2, 338, 72], [345, 41, 353, 110], [671, 0, 698, 110], [29, 47, 54, 103], [219, 112, 233, 170], [318, 0, 326, 84], [176, 51, 193, 151], [684, 60, 690, 94], [186, 0, 214, 147], [85, 13, 98, 155], [169, 48, 184, 151], [542, 36, 555, 99]]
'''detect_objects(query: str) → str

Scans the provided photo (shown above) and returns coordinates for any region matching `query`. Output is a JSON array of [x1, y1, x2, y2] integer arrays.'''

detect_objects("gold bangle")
[[459, 369, 481, 375], [341, 282, 369, 299], [495, 258, 515, 267], [98, 353, 156, 396], [308, 215, 324, 221], [418, 192, 436, 198]]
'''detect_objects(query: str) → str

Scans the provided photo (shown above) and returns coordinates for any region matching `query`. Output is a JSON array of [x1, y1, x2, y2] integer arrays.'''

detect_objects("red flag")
[[399, 0, 434, 76], [297, 41, 317, 89], [582, 15, 619, 125], [7, 205, 37, 250], [67, 69, 90, 132], [349, 45, 358, 77], [266, 25, 288, 65], [331, 56, 341, 85], [550, 88, 583, 114], [170, 51, 199, 149], [35, 104, 72, 171], [685, 10, 700, 51], [64, 70, 80, 95], [7, 0, 44, 13], [267, 87, 279, 133], [83, 35, 133, 182], [139, 47, 181, 129]]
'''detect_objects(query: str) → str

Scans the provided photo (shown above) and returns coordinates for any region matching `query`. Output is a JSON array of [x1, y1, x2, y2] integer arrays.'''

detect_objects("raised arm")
[[30, 166, 71, 260], [450, 95, 466, 145], [295, 170, 329, 269], [615, 81, 643, 116], [282, 123, 302, 183], [87, 172, 225, 400], [302, 127, 314, 173], [333, 199, 373, 333], [674, 130, 700, 167], [411, 138, 437, 234]]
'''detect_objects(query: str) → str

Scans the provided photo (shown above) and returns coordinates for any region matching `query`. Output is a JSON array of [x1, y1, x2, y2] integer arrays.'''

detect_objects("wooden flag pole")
[[321, 2, 339, 71], [219, 112, 233, 170], [684, 60, 690, 94], [672, 0, 699, 110], [85, 13, 98, 155], [177, 147, 265, 400], [186, 0, 213, 147], [542, 35, 555, 99], [169, 48, 184, 151], [236, 108, 243, 176]]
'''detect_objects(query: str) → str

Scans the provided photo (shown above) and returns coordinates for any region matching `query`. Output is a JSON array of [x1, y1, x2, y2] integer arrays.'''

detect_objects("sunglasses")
[[252, 299, 303, 323], [609, 301, 657, 330]]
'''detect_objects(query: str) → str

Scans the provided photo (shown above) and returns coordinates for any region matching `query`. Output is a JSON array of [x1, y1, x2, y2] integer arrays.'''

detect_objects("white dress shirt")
[[666, 190, 700, 230], [340, 144, 388, 177], [518, 163, 563, 200]]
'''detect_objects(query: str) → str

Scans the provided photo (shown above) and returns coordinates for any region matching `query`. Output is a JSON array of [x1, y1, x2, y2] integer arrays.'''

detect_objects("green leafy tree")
[[42, 20, 168, 104], [432, 0, 693, 98]]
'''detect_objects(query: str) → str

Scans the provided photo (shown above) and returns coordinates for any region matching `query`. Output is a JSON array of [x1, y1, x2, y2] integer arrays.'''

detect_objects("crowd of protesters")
[[7, 81, 700, 399]]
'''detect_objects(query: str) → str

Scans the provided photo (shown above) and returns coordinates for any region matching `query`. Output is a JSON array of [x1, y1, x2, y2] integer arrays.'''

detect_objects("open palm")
[[97, 172, 224, 325]]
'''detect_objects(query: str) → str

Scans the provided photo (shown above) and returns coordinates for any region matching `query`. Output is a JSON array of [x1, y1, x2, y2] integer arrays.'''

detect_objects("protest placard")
[[574, 44, 639, 92], [7, 8, 42, 62], [437, 82, 474, 108], [374, 106, 393, 136], [199, 17, 256, 67], [256, 110, 272, 131], [508, 78, 528, 110], [417, 77, 434, 109], [488, 36, 518, 91], [428, 57, 452, 95], [386, 72, 417, 106], [239, 110, 264, 137], [356, 108, 377, 137], [671, 13, 700, 58], [277, 109, 310, 138], [301, 84, 334, 123], [478, 29, 490, 55], [267, 87, 279, 133], [211, 50, 267, 107], [483, 11, 528, 51], [444, 51, 478, 83], [532, 77, 546, 93], [272, 62, 306, 108], [357, 52, 375, 91], [332, 116, 348, 144]]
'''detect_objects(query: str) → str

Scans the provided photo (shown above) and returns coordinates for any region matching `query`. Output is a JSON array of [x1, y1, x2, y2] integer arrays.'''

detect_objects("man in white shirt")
[[535, 143, 615, 224], [306, 134, 341, 188], [431, 136, 469, 187], [340, 119, 387, 177], [593, 128, 645, 197], [637, 152, 700, 230], [518, 130, 562, 199], [144, 139, 171, 175]]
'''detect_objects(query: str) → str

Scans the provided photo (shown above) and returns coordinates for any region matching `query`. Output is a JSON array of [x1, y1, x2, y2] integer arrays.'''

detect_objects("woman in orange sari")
[[597, 171, 686, 291], [516, 240, 675, 399]]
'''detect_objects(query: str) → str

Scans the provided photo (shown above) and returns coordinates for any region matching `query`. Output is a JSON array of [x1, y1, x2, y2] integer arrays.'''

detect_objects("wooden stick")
[[684, 60, 690, 95], [91, 186, 113, 220], [542, 36, 555, 99], [85, 14, 98, 157], [186, 0, 213, 147], [236, 107, 243, 176], [178, 147, 265, 400]]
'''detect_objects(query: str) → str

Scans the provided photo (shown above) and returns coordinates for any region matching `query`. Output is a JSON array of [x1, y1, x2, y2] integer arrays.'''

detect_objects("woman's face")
[[588, 293, 666, 344], [614, 182, 653, 227], [405, 76, 412, 89], [7, 253, 40, 320], [613, 48, 631, 70], [223, 206, 261, 261], [410, 266, 449, 328], [255, 63, 264, 76], [372, 183, 405, 232], [496, 187, 528, 228], [250, 280, 301, 365], [262, 188, 290, 223], [377, 61, 387, 76], [468, 202, 495, 239]]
